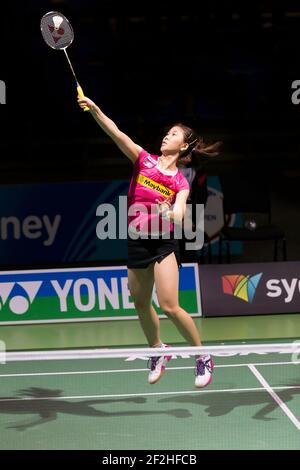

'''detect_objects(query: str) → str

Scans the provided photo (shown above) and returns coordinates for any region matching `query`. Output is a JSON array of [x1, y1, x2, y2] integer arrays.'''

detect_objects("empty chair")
[[218, 171, 287, 263]]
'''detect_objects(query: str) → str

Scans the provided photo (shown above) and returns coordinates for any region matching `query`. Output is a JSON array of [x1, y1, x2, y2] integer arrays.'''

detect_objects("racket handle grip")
[[77, 85, 89, 112]]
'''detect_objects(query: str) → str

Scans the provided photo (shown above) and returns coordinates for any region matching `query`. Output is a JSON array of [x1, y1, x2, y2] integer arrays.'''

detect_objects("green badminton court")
[[0, 341, 299, 450]]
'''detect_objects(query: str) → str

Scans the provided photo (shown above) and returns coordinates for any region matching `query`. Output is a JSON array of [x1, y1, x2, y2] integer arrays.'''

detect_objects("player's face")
[[160, 126, 188, 155]]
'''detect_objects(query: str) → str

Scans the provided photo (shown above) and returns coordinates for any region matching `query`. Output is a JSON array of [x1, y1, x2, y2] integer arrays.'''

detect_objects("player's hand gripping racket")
[[40, 11, 89, 111]]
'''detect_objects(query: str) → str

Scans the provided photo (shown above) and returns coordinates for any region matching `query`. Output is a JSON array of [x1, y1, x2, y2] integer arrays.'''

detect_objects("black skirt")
[[127, 234, 181, 269]]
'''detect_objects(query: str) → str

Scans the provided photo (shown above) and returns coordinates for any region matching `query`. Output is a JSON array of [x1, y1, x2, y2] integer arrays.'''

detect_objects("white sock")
[[196, 354, 211, 362]]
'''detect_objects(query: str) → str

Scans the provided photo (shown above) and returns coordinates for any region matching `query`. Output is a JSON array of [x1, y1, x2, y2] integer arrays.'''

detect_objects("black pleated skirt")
[[127, 234, 181, 269]]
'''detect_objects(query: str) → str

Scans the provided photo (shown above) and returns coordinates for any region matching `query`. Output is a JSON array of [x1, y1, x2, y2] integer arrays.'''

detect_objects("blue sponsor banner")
[[0, 264, 201, 324], [0, 181, 129, 264], [0, 178, 241, 265]]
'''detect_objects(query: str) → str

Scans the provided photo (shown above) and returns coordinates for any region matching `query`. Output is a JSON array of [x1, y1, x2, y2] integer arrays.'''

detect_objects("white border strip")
[[248, 364, 300, 431], [4, 343, 300, 362], [0, 263, 197, 276], [0, 266, 128, 275], [0, 313, 200, 326]]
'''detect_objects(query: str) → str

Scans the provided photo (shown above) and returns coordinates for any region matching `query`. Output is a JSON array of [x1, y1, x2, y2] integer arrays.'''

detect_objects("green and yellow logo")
[[137, 174, 175, 198]]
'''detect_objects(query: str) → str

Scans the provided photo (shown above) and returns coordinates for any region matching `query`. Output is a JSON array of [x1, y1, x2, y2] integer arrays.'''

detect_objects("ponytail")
[[192, 137, 222, 158], [173, 122, 222, 168]]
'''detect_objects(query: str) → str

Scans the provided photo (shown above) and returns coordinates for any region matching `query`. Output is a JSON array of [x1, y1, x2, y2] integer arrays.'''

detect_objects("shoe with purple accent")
[[148, 345, 172, 384], [195, 355, 214, 388]]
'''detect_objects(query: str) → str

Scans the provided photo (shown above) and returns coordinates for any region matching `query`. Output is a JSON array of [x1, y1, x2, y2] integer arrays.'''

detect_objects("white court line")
[[248, 364, 300, 431], [0, 360, 297, 378], [0, 385, 300, 403]]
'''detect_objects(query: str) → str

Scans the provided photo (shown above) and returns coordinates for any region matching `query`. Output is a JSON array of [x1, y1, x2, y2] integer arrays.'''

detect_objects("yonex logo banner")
[[200, 261, 300, 317], [0, 264, 201, 325]]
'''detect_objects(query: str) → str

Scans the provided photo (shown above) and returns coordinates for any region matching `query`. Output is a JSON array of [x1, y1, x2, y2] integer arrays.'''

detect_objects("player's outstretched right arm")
[[78, 96, 142, 163]]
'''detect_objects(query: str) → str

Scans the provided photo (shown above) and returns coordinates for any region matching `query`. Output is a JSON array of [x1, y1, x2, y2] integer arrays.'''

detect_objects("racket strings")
[[40, 10, 88, 110], [40, 11, 74, 50]]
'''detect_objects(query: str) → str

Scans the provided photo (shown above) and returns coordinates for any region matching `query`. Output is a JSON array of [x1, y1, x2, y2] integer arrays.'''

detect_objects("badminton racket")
[[40, 11, 89, 111]]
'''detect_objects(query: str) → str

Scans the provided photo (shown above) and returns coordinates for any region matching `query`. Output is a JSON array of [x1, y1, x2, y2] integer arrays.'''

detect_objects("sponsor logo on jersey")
[[136, 174, 175, 197]]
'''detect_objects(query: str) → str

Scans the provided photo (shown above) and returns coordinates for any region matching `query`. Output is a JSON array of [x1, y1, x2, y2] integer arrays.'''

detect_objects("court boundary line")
[[0, 385, 300, 402], [0, 360, 298, 378], [248, 364, 300, 431]]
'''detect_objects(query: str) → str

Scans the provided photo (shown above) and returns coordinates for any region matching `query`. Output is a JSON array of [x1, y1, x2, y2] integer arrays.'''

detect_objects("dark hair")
[[173, 123, 222, 168]]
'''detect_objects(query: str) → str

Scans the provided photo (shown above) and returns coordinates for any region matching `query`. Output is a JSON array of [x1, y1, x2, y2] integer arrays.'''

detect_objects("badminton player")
[[78, 96, 219, 388]]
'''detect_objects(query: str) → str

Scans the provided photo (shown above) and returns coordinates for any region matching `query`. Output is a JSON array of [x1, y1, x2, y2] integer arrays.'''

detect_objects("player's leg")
[[128, 264, 171, 384], [154, 252, 201, 345], [154, 252, 214, 387], [127, 264, 159, 346]]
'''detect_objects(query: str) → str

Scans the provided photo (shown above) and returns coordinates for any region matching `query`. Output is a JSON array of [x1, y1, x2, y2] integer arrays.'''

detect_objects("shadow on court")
[[158, 383, 300, 421], [0, 387, 191, 431]]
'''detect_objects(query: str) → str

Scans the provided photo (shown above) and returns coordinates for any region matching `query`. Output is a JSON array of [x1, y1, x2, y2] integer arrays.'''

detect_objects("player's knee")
[[160, 304, 179, 318], [134, 299, 152, 313]]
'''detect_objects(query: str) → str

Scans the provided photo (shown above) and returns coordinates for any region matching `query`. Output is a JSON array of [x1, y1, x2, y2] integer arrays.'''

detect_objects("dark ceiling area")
[[0, 0, 299, 182]]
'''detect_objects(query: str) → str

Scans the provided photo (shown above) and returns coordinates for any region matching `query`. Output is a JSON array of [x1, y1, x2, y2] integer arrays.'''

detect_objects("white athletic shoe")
[[195, 355, 214, 388], [148, 345, 172, 385]]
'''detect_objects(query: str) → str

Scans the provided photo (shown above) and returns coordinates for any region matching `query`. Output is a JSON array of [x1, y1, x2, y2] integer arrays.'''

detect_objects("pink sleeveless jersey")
[[127, 149, 190, 235]]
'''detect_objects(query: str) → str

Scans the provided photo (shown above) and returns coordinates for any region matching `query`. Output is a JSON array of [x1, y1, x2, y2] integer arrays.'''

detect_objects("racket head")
[[40, 11, 74, 50]]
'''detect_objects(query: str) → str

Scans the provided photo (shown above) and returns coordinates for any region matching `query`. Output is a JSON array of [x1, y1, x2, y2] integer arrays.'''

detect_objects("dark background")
[[1, 0, 300, 261]]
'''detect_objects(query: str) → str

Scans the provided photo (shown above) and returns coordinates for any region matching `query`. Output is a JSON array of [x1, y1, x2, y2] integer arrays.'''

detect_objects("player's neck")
[[158, 154, 178, 172]]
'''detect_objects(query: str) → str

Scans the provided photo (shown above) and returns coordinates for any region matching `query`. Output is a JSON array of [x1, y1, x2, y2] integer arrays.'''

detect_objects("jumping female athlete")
[[78, 96, 219, 387]]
